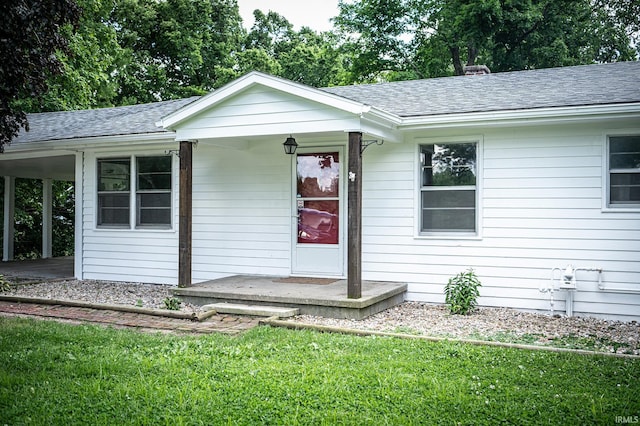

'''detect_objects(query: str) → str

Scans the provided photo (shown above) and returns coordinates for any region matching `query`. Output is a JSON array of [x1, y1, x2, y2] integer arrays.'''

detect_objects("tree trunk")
[[467, 43, 478, 66], [450, 46, 464, 75]]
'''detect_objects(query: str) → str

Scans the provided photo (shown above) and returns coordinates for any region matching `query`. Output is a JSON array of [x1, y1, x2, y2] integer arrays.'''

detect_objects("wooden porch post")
[[178, 141, 193, 287], [347, 132, 362, 299], [3, 176, 15, 262]]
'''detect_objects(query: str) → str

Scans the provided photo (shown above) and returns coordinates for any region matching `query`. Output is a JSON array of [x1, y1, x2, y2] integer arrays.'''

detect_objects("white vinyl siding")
[[175, 86, 360, 141], [74, 84, 640, 321], [361, 123, 640, 321], [82, 148, 178, 284], [190, 141, 292, 282]]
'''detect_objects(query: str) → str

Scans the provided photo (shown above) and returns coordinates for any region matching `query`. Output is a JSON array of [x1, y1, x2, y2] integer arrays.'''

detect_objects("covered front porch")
[[173, 275, 407, 320], [165, 72, 403, 302]]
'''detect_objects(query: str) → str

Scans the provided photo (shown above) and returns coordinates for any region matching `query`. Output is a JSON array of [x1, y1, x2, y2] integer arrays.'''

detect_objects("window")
[[609, 135, 640, 207], [97, 156, 172, 228], [98, 158, 131, 226], [137, 156, 172, 226], [420, 142, 477, 233]]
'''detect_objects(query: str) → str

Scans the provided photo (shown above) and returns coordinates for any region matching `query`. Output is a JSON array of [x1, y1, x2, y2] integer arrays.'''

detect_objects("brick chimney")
[[463, 65, 491, 75]]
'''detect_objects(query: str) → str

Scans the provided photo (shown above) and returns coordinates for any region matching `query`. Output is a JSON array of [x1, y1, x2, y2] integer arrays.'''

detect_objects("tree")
[[334, 0, 639, 83], [242, 10, 348, 87], [0, 0, 81, 152], [278, 28, 350, 87], [14, 0, 124, 113], [334, 0, 413, 82], [110, 0, 244, 105]]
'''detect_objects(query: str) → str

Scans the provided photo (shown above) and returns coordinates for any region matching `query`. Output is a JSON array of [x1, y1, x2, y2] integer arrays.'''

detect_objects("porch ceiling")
[[0, 154, 75, 180]]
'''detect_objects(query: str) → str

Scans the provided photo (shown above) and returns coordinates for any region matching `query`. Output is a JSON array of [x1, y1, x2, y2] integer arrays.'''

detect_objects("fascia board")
[[4, 132, 176, 153], [399, 103, 640, 130], [157, 71, 373, 129], [0, 149, 78, 161], [358, 115, 403, 143]]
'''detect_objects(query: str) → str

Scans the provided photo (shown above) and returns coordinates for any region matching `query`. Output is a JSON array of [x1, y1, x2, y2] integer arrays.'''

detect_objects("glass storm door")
[[292, 150, 344, 276]]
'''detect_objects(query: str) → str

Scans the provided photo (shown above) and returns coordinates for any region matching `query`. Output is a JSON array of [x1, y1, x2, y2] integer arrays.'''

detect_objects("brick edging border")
[[0, 295, 205, 321]]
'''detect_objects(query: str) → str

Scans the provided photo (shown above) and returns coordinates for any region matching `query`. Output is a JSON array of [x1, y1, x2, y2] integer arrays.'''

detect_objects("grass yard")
[[0, 317, 638, 425]]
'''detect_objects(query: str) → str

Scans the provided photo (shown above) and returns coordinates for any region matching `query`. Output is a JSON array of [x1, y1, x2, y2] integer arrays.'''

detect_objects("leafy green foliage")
[[0, 319, 638, 424], [444, 268, 482, 315], [241, 11, 348, 87], [334, 0, 640, 82], [0, 275, 10, 292], [0, 0, 81, 151], [163, 297, 182, 311], [0, 179, 74, 259], [334, 0, 413, 82], [109, 0, 245, 104]]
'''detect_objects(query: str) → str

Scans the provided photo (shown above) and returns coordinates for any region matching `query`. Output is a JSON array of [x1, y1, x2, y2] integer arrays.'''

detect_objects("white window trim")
[[602, 130, 640, 213], [414, 135, 483, 240], [96, 156, 131, 229], [135, 155, 173, 229], [95, 153, 176, 231]]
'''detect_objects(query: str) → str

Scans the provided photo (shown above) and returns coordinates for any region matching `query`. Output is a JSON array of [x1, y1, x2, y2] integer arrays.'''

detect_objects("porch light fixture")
[[283, 135, 298, 155]]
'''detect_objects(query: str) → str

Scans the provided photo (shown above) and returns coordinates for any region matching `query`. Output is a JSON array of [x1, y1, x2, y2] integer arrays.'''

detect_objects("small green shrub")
[[0, 275, 11, 292], [444, 269, 481, 315], [163, 297, 182, 311]]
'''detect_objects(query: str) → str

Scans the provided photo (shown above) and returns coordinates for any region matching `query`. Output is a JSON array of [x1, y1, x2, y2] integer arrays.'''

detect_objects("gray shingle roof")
[[322, 61, 640, 117], [13, 97, 199, 145], [10, 61, 640, 145]]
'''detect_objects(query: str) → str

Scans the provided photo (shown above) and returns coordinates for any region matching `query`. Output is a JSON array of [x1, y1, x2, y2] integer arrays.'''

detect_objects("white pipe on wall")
[[543, 267, 640, 317]]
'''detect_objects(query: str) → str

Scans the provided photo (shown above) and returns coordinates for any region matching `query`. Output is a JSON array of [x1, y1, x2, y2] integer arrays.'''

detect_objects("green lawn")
[[0, 317, 638, 425]]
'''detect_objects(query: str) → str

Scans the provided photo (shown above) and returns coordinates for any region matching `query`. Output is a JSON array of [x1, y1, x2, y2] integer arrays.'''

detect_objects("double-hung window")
[[97, 156, 172, 228], [608, 135, 640, 208], [420, 142, 477, 234]]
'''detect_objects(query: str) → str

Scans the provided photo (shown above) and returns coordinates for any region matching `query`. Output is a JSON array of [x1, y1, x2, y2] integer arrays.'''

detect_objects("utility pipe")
[[598, 269, 640, 294]]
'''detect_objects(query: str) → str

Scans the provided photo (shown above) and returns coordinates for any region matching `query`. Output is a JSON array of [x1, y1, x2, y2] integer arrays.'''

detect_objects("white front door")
[[291, 148, 345, 277]]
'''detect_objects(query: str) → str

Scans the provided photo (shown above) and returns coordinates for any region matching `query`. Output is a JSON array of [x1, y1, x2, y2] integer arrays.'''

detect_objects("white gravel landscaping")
[[3, 279, 639, 355]]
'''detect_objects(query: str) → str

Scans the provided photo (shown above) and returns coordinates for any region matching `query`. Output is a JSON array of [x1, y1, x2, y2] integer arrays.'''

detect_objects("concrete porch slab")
[[172, 275, 407, 320]]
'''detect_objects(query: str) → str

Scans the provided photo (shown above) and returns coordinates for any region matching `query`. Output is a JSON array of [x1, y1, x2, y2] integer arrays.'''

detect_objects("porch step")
[[202, 303, 299, 318]]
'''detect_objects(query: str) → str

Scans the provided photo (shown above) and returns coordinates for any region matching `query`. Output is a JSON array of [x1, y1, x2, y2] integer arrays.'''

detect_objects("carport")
[[1, 152, 76, 264]]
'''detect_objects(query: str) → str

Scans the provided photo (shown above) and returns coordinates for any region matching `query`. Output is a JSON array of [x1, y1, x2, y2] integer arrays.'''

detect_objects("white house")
[[2, 61, 639, 321]]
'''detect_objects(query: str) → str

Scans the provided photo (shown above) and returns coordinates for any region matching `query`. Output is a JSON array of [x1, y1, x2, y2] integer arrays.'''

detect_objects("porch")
[[172, 275, 407, 320]]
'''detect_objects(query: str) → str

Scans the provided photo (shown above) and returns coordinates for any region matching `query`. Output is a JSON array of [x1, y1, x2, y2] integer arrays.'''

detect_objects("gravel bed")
[[3, 279, 639, 355], [4, 279, 201, 314], [291, 302, 640, 355]]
